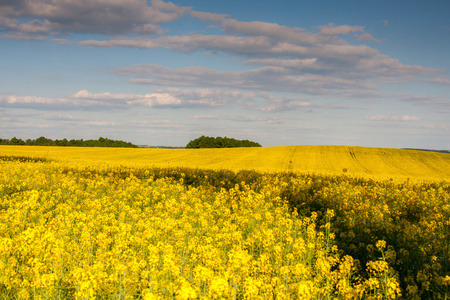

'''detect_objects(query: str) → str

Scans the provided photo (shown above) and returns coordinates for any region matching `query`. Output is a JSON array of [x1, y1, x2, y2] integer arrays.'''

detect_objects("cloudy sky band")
[[1, 0, 449, 148]]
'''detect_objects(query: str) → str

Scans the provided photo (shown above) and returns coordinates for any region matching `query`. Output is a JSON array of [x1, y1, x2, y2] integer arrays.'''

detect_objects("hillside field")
[[1, 145, 449, 299], [2, 145, 450, 180]]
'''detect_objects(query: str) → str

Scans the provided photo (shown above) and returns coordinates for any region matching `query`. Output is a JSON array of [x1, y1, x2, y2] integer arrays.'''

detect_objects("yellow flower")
[[375, 240, 386, 251], [176, 278, 197, 300], [209, 277, 229, 298]]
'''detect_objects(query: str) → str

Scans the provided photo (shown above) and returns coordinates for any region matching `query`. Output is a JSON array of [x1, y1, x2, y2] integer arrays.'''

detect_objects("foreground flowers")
[[1, 153, 448, 299]]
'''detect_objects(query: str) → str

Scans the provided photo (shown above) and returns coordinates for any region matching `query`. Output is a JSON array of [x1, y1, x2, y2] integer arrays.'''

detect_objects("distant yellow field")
[[1, 145, 450, 180]]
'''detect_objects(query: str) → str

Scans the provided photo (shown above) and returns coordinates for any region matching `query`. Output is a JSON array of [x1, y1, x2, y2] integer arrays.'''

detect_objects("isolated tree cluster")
[[186, 135, 261, 148], [0, 136, 138, 148]]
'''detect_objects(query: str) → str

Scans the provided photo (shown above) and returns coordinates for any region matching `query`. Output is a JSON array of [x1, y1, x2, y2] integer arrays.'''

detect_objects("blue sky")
[[1, 0, 449, 148]]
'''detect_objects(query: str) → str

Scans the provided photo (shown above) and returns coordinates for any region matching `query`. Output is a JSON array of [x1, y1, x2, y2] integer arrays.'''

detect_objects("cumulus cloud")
[[242, 54, 436, 82], [71, 90, 183, 107], [244, 58, 319, 69], [0, 94, 72, 105], [366, 115, 421, 121], [189, 10, 229, 23], [0, 0, 441, 91], [399, 94, 450, 114], [0, 16, 16, 28], [71, 89, 238, 108], [1, 87, 352, 114], [18, 19, 52, 33], [81, 34, 274, 54], [72, 90, 136, 101], [3, 0, 437, 91], [128, 93, 182, 107], [260, 98, 350, 112], [2, 88, 265, 111], [149, 87, 244, 107], [1, 31, 48, 40], [1, 0, 445, 115], [79, 37, 160, 48], [353, 33, 380, 42], [399, 95, 438, 104], [83, 121, 117, 127], [112, 63, 397, 97], [41, 114, 82, 121], [423, 76, 450, 85], [0, 93, 127, 111], [190, 114, 283, 124], [80, 18, 377, 59], [78, 18, 441, 89], [222, 19, 321, 43], [318, 23, 364, 35], [0, 0, 186, 38]]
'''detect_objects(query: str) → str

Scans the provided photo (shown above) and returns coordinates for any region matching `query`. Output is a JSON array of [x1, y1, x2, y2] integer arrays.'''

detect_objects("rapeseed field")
[[1, 145, 449, 299], [2, 145, 450, 180]]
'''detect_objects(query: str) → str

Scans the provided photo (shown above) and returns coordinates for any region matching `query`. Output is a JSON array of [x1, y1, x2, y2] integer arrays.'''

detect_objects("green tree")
[[35, 136, 54, 146], [186, 136, 261, 148], [9, 137, 25, 145], [1, 136, 138, 148]]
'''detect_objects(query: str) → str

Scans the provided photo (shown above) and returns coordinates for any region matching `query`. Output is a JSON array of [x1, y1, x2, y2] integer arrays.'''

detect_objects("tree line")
[[0, 136, 138, 148], [186, 135, 261, 148]]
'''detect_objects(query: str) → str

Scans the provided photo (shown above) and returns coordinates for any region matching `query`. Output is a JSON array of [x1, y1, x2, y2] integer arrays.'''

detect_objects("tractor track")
[[348, 147, 372, 174]]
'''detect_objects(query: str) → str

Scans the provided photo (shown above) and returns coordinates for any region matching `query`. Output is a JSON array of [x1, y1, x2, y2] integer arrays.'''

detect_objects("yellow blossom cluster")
[[0, 157, 406, 299], [282, 173, 450, 299]]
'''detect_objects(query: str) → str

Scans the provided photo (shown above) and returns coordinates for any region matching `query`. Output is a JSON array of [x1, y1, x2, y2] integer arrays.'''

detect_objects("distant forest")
[[186, 136, 261, 148], [0, 136, 138, 148]]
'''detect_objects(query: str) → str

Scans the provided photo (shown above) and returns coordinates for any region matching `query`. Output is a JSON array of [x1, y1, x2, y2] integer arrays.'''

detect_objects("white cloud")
[[260, 98, 350, 112], [42, 114, 82, 121], [71, 90, 136, 101], [353, 33, 380, 42], [80, 37, 160, 48], [189, 10, 229, 23], [80, 17, 368, 56], [366, 115, 421, 121], [128, 93, 182, 107], [71, 90, 182, 108], [18, 19, 52, 33], [151, 0, 186, 14], [131, 24, 164, 35], [318, 23, 364, 35], [1, 31, 48, 40], [1, 87, 354, 115], [398, 94, 450, 114], [0, 94, 70, 105], [244, 58, 319, 68], [190, 114, 283, 124], [71, 89, 221, 108], [423, 76, 450, 85], [83, 121, 117, 127], [112, 63, 387, 97], [1, 0, 443, 92], [222, 19, 320, 43], [0, 16, 17, 28], [399, 95, 438, 103], [0, 0, 186, 37], [81, 24, 441, 88]]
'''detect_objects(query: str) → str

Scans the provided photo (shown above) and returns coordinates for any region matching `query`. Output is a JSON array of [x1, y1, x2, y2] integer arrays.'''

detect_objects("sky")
[[1, 0, 450, 149]]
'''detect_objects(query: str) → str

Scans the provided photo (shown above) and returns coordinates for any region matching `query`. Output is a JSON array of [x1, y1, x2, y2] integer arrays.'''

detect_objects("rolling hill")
[[2, 145, 450, 181]]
